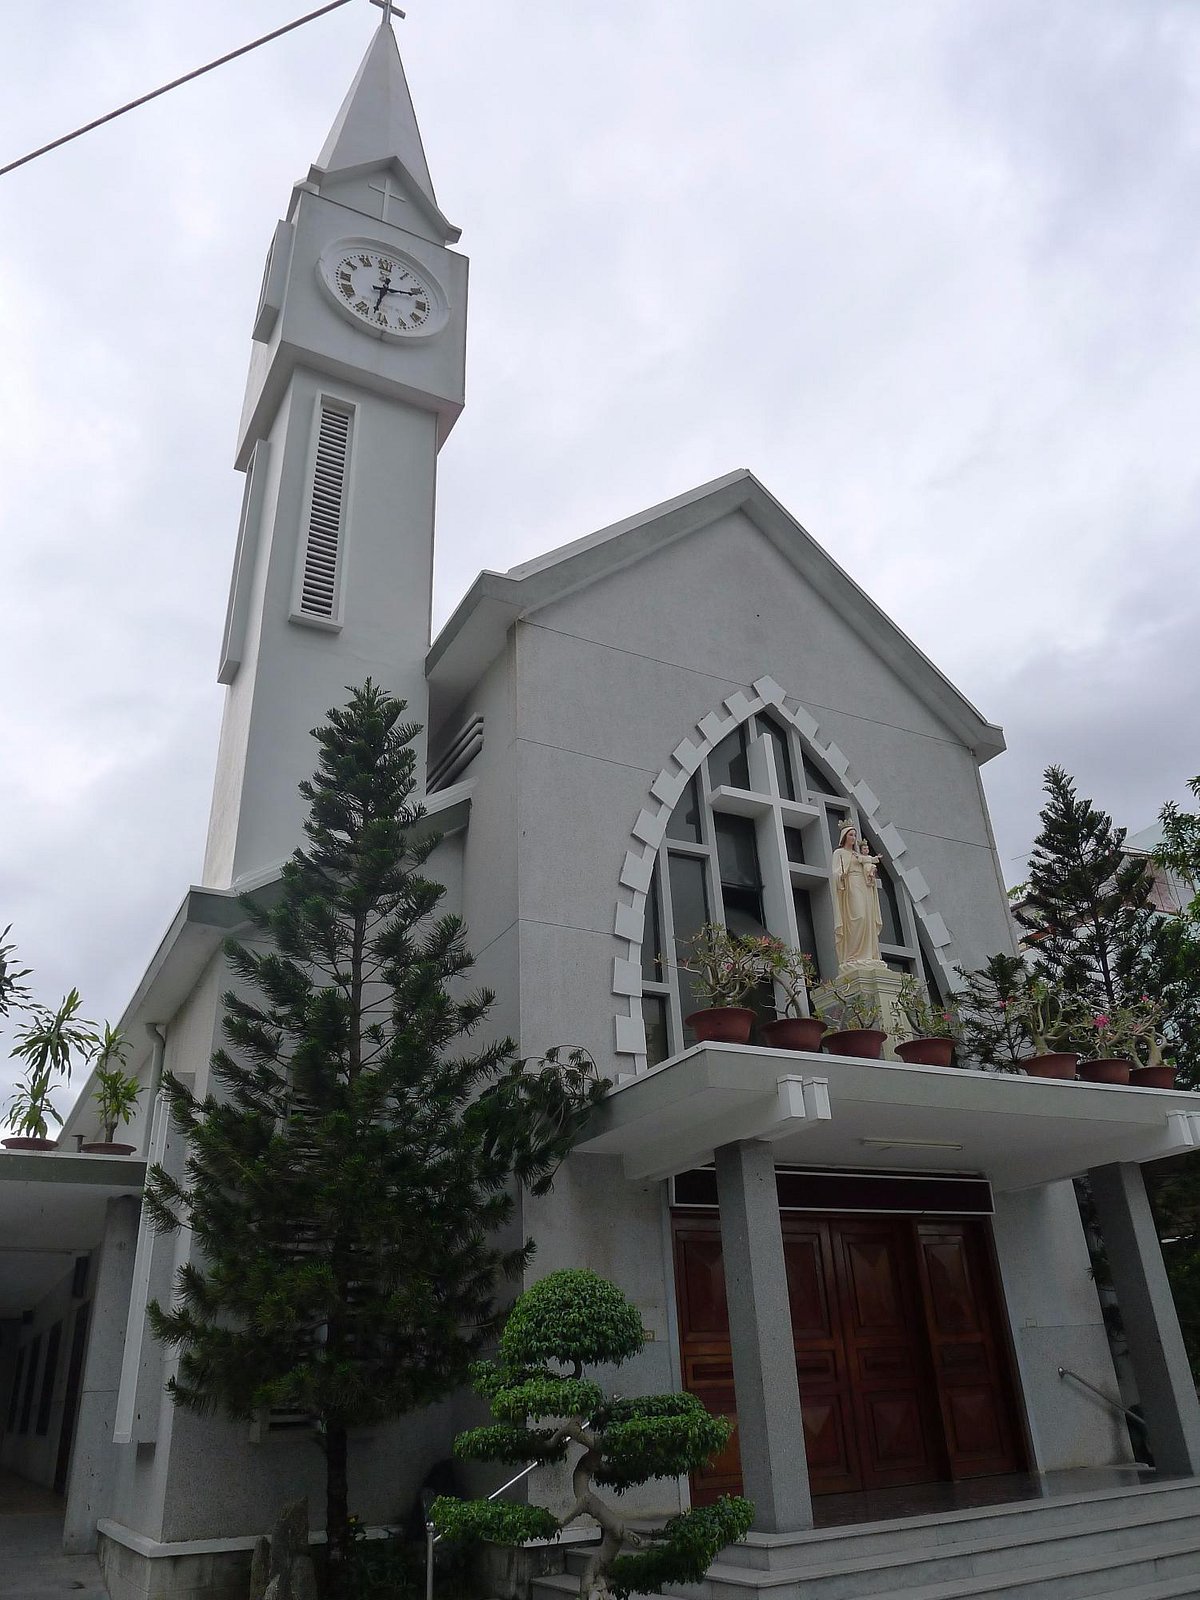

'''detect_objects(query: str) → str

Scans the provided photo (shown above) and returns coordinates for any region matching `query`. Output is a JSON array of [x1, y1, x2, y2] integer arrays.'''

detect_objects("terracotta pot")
[[822, 1028, 888, 1060], [81, 1141, 138, 1156], [2, 1136, 58, 1151], [760, 1016, 826, 1052], [1078, 1058, 1132, 1086], [1132, 1064, 1177, 1090], [895, 1037, 956, 1068], [1021, 1053, 1078, 1080], [685, 1007, 756, 1045]]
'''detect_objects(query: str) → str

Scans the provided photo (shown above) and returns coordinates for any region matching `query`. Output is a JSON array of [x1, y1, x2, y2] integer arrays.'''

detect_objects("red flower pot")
[[81, 1142, 138, 1156], [760, 1017, 826, 1052], [1022, 1053, 1078, 1080], [685, 1007, 756, 1045], [822, 1028, 888, 1060], [1078, 1058, 1132, 1085], [895, 1037, 956, 1068], [2, 1136, 58, 1151], [1132, 1064, 1177, 1090]]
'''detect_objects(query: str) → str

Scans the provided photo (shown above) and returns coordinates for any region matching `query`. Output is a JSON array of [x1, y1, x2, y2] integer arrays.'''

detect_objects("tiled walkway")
[[0, 1471, 108, 1598]]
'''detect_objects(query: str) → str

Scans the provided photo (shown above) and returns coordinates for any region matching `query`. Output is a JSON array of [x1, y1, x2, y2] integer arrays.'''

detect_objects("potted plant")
[[1076, 1008, 1134, 1085], [3, 989, 96, 1150], [894, 976, 959, 1067], [815, 980, 888, 1060], [1125, 995, 1177, 1089], [1017, 978, 1078, 1080], [954, 955, 1033, 1073], [82, 1025, 142, 1154], [753, 937, 825, 1051], [678, 924, 759, 1043]]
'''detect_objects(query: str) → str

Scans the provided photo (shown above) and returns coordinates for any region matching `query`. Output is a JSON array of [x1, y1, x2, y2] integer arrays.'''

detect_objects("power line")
[[0, 0, 355, 180]]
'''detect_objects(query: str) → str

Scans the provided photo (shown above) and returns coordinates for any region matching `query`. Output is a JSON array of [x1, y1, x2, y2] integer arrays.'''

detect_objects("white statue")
[[831, 821, 883, 971]]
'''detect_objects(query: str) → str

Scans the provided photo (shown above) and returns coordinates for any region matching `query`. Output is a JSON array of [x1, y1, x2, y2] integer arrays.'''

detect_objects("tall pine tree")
[[144, 684, 606, 1583], [1014, 765, 1152, 1010]]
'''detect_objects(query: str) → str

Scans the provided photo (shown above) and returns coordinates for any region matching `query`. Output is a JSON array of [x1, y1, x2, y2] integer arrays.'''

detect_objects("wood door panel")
[[834, 1219, 942, 1489], [915, 1223, 1023, 1479], [673, 1208, 1024, 1504]]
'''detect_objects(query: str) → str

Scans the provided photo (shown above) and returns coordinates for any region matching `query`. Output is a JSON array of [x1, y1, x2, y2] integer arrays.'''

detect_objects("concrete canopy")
[[0, 1152, 144, 1316], [425, 469, 1006, 760], [574, 1043, 1200, 1190]]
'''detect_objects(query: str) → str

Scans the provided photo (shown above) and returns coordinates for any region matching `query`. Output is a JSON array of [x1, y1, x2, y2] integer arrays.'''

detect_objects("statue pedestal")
[[814, 963, 906, 1061]]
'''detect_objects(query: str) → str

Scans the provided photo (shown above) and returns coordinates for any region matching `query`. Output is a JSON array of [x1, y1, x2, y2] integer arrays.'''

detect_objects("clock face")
[[318, 242, 448, 340]]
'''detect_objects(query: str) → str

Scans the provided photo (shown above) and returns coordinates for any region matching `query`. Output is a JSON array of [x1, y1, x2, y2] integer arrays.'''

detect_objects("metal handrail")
[[1058, 1365, 1147, 1432], [425, 1459, 540, 1600]]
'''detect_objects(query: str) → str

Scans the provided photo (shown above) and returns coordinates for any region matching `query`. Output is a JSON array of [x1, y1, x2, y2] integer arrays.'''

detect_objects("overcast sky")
[[1, 0, 1197, 1113]]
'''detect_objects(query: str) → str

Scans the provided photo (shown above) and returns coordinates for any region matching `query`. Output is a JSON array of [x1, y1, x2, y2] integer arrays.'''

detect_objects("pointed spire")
[[314, 21, 436, 206]]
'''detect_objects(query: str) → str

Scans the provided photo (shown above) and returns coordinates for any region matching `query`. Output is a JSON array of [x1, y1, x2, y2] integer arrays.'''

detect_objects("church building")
[[6, 16, 1200, 1600]]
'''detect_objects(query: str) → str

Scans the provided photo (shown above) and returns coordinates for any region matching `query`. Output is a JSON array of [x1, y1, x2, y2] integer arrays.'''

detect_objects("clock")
[[317, 239, 448, 340]]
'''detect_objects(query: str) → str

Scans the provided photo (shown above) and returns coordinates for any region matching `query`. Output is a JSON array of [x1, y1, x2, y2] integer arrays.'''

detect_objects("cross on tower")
[[369, 0, 407, 23], [367, 173, 406, 221]]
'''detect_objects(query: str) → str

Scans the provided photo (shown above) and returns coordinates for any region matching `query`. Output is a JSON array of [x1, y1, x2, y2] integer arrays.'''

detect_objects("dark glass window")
[[875, 856, 904, 947], [802, 750, 833, 797], [666, 775, 702, 843], [19, 1335, 40, 1434], [642, 996, 669, 1068], [784, 826, 807, 864], [708, 725, 749, 791], [715, 815, 760, 889], [36, 1322, 61, 1436], [791, 887, 820, 971], [715, 815, 766, 938], [759, 717, 796, 801], [641, 866, 664, 983], [668, 853, 711, 1019], [883, 955, 913, 975], [7, 1348, 25, 1431]]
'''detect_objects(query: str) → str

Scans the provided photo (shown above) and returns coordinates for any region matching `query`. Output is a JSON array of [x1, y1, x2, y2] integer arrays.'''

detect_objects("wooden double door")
[[673, 1211, 1023, 1502]]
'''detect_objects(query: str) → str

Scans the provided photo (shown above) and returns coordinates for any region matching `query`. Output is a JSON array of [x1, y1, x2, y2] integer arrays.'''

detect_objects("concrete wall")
[[992, 1179, 1134, 1471]]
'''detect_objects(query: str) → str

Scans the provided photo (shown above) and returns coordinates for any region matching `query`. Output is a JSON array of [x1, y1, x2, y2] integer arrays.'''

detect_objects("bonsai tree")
[[90, 1025, 142, 1144], [1018, 976, 1079, 1058], [144, 684, 607, 1583], [676, 924, 760, 1009], [896, 975, 959, 1041], [432, 1269, 753, 1600], [753, 936, 817, 1018], [814, 979, 883, 1033]]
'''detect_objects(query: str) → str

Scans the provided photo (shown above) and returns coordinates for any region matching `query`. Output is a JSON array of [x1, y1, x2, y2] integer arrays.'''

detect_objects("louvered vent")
[[298, 403, 352, 621]]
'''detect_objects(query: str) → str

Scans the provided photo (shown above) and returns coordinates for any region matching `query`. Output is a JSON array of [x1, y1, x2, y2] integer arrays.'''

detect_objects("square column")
[[63, 1196, 140, 1554], [714, 1140, 813, 1533], [1088, 1161, 1200, 1475]]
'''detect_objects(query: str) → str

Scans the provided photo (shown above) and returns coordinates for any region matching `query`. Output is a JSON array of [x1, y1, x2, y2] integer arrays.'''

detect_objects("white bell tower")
[[202, 15, 466, 889]]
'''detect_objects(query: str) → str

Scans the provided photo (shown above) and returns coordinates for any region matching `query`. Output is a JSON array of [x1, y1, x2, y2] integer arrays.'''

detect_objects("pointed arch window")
[[640, 711, 928, 1066]]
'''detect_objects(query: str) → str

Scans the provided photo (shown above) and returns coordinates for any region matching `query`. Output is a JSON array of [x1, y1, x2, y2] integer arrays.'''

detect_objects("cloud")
[[1, 0, 1197, 1108]]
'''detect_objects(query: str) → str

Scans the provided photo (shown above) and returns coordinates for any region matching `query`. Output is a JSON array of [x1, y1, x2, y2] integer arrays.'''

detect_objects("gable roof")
[[426, 469, 1006, 761]]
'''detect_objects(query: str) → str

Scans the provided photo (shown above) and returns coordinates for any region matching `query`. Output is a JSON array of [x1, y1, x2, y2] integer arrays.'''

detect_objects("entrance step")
[[528, 1477, 1200, 1600]]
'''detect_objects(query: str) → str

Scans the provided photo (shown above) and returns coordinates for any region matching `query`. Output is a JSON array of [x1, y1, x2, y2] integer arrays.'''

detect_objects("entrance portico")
[[576, 1043, 1200, 1533]]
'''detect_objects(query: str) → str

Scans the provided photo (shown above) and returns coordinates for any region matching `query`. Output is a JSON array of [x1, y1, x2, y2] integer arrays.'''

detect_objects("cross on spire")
[[369, 0, 407, 24], [367, 172, 406, 220]]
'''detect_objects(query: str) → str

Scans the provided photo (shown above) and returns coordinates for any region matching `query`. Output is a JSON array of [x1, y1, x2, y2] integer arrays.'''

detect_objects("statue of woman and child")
[[831, 820, 885, 972]]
